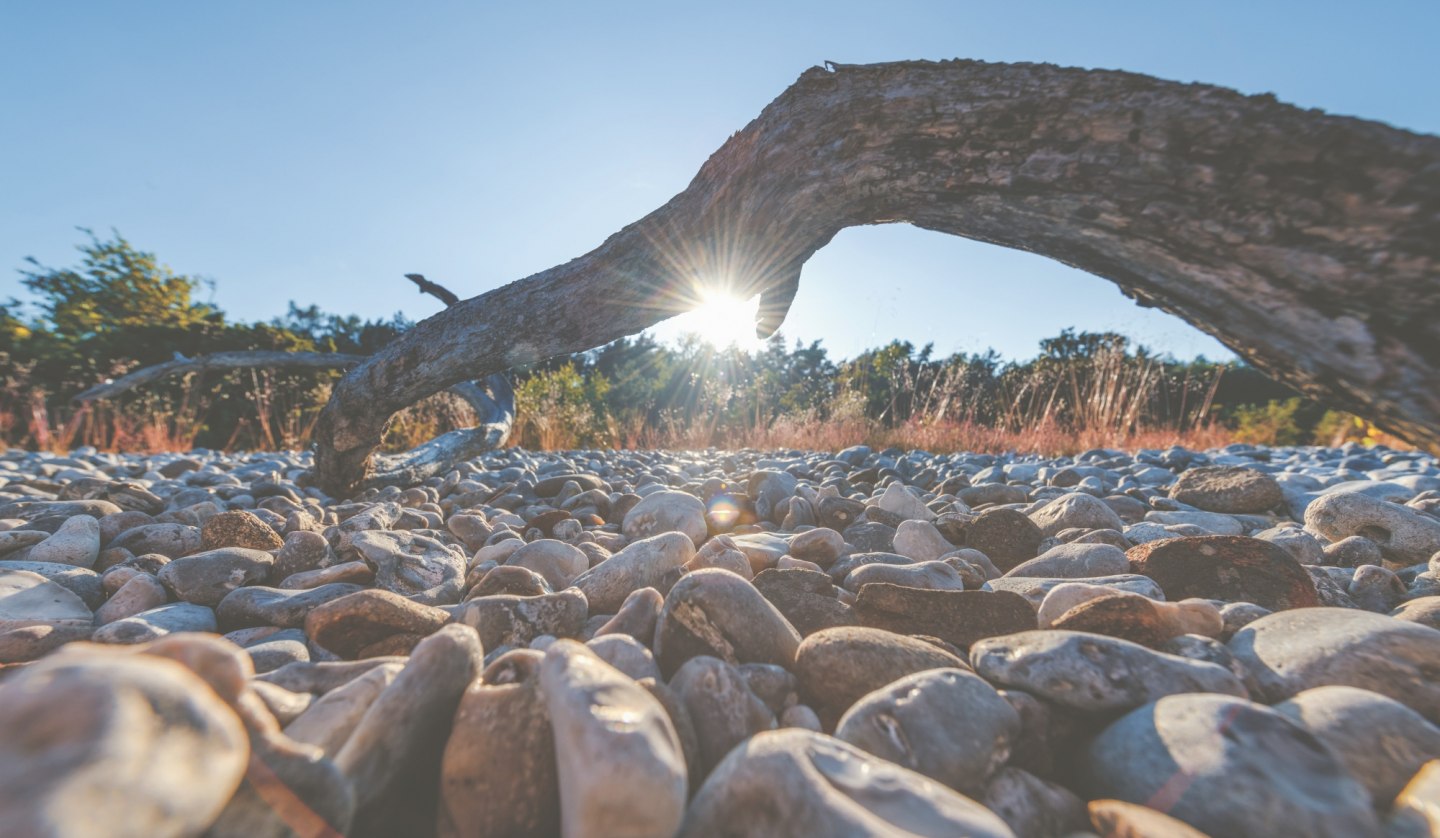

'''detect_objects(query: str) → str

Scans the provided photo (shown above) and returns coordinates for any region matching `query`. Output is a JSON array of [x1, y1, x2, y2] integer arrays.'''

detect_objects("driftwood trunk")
[[311, 58, 1440, 495]]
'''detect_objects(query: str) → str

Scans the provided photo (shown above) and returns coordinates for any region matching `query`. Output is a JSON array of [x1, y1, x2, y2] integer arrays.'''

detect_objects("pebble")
[[1274, 685, 1440, 806], [350, 530, 467, 605], [1228, 607, 1440, 722], [438, 651, 557, 837], [971, 630, 1246, 713], [0, 649, 248, 837], [1028, 493, 1126, 538], [573, 531, 692, 614], [157, 547, 274, 607], [1004, 542, 1129, 578], [541, 639, 687, 838], [304, 588, 450, 659], [1127, 535, 1319, 610], [836, 667, 1018, 795], [679, 729, 1016, 837], [794, 625, 969, 726], [93, 571, 168, 625], [670, 655, 776, 774], [1305, 490, 1440, 565], [92, 601, 218, 644], [752, 567, 853, 635], [1084, 693, 1380, 837], [24, 513, 101, 567], [200, 509, 284, 551], [1169, 465, 1284, 512], [0, 441, 1435, 832], [653, 567, 802, 677], [451, 589, 588, 651], [623, 490, 708, 546], [853, 584, 1037, 650]]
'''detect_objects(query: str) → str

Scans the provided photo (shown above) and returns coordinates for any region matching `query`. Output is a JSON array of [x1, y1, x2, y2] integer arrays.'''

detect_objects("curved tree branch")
[[73, 351, 369, 404], [311, 58, 1440, 495]]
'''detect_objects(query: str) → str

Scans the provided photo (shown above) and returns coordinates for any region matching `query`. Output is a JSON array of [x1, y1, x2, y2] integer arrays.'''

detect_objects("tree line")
[[0, 232, 1378, 454]]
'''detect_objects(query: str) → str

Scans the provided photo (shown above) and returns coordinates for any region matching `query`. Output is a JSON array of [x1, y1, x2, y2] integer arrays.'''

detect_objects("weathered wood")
[[405, 273, 462, 307], [311, 58, 1440, 495], [72, 351, 368, 404]]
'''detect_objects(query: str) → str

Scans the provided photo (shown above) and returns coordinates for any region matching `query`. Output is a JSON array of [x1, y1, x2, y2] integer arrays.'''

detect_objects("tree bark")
[[311, 58, 1440, 495]]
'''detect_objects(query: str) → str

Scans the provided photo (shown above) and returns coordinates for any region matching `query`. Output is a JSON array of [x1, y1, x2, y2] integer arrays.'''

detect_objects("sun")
[[667, 288, 765, 349]]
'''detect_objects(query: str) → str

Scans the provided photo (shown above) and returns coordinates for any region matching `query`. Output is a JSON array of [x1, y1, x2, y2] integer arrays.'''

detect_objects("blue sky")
[[2, 1, 1436, 362]]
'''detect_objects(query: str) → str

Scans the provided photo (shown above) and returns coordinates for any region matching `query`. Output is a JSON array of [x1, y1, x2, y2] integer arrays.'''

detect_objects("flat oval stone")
[[982, 766, 1088, 838], [1084, 693, 1380, 838], [94, 572, 168, 626], [971, 630, 1246, 714], [654, 568, 802, 678], [964, 508, 1043, 571], [985, 573, 1164, 607], [1028, 493, 1125, 538], [215, 583, 366, 630], [157, 547, 274, 607], [334, 624, 484, 826], [679, 729, 1015, 837], [304, 589, 449, 659], [1004, 542, 1129, 579], [836, 667, 1018, 795], [795, 626, 969, 727], [0, 651, 248, 837], [573, 532, 693, 614], [470, 564, 551, 598], [1227, 607, 1440, 723], [1127, 535, 1319, 610], [92, 602, 218, 644], [505, 538, 588, 590], [853, 585, 1036, 651], [845, 559, 968, 592], [109, 522, 202, 559], [0, 560, 103, 609], [1171, 466, 1284, 513], [622, 490, 708, 547]]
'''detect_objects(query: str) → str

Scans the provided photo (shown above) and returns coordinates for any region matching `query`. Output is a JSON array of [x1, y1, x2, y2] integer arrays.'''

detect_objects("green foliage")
[[19, 230, 219, 341], [2, 231, 1382, 454]]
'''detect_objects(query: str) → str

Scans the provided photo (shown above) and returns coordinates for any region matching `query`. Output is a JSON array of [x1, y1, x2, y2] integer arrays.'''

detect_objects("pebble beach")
[[1, 442, 1438, 836]]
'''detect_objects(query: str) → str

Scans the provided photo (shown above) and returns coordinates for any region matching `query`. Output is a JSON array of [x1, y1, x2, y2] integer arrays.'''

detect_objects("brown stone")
[[853, 584, 1036, 651], [1170, 466, 1284, 514], [964, 508, 1043, 571], [437, 652, 558, 838], [201, 510, 285, 552], [1127, 536, 1319, 610], [1050, 594, 1170, 648], [794, 626, 969, 727], [304, 589, 449, 659]]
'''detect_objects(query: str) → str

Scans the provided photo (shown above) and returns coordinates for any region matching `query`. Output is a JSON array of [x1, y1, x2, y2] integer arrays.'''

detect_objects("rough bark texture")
[[312, 58, 1440, 495]]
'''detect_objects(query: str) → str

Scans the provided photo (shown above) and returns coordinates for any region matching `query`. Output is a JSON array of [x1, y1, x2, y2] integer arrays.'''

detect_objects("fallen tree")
[[305, 58, 1438, 495], [73, 275, 515, 475]]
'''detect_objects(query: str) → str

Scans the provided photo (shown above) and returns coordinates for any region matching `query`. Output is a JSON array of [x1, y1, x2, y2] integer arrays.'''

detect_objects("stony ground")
[[0, 442, 1438, 837]]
